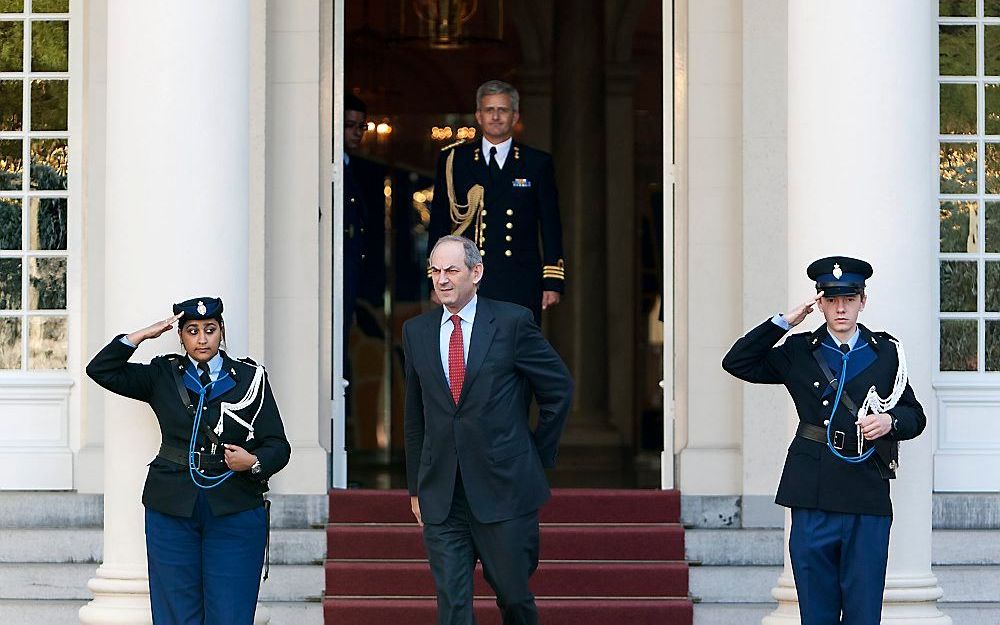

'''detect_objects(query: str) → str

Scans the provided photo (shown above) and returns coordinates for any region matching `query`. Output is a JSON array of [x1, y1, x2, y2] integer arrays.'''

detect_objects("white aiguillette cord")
[[215, 364, 266, 441], [856, 339, 908, 454]]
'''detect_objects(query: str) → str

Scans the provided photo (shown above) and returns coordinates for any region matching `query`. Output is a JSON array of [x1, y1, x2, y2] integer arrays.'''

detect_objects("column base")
[[78, 565, 151, 625], [78, 565, 271, 624], [762, 571, 953, 624]]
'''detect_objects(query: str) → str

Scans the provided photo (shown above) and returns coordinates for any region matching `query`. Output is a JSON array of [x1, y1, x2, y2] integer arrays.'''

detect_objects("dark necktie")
[[448, 315, 465, 404], [198, 362, 212, 390], [489, 146, 501, 181]]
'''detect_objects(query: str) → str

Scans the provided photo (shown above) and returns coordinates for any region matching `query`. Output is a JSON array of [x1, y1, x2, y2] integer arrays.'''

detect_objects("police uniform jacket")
[[87, 336, 292, 518], [403, 297, 573, 525], [722, 320, 926, 516], [428, 140, 565, 320]]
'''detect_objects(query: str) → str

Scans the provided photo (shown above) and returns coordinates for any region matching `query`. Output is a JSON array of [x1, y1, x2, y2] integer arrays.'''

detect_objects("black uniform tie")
[[489, 145, 501, 180], [198, 362, 212, 390]]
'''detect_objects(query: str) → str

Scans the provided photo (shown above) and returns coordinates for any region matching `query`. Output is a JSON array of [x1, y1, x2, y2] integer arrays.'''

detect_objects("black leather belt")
[[157, 444, 227, 472], [796, 421, 827, 444]]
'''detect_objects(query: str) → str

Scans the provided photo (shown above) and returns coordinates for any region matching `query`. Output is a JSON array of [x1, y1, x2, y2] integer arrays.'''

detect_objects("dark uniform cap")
[[172, 296, 224, 321], [806, 256, 873, 297]]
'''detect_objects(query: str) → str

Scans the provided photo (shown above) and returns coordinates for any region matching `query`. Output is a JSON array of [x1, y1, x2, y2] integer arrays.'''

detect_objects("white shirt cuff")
[[770, 313, 791, 331]]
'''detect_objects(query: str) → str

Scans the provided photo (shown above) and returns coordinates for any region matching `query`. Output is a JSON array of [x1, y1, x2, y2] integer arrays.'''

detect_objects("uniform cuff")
[[770, 313, 791, 331]]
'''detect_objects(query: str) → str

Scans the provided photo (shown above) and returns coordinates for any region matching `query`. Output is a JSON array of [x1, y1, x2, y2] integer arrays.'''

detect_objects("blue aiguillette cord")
[[821, 342, 876, 464], [184, 369, 235, 489]]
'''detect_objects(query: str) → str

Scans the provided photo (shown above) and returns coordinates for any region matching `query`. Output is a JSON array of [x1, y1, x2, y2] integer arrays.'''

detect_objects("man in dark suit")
[[428, 80, 565, 323], [404, 235, 573, 625], [722, 256, 926, 624]]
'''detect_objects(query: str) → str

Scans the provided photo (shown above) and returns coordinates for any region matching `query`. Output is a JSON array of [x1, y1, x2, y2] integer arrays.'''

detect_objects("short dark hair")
[[345, 93, 367, 115]]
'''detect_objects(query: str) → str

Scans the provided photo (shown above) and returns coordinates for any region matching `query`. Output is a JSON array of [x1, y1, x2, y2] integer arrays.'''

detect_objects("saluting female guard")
[[86, 297, 291, 625]]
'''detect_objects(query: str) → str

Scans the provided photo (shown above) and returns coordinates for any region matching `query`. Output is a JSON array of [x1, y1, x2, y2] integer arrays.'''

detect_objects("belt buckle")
[[833, 431, 845, 451], [189, 451, 202, 470]]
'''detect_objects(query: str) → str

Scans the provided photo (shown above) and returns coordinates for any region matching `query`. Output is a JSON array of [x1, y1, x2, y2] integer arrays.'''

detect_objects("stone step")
[[0, 528, 325, 565], [689, 565, 1000, 604], [692, 603, 1000, 625], [0, 563, 323, 603], [0, 493, 327, 529], [686, 528, 1000, 566], [0, 600, 322, 625]]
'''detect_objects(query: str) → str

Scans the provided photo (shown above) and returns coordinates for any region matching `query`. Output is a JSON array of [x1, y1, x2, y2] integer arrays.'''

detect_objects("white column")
[[769, 1, 949, 623], [262, 0, 329, 495], [79, 2, 265, 623]]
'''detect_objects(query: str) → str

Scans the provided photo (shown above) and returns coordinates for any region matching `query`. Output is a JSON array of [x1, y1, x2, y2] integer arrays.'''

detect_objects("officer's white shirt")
[[482, 137, 512, 169], [439, 295, 477, 386]]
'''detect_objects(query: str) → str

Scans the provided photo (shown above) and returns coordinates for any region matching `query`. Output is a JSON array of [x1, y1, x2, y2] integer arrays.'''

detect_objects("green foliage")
[[940, 201, 977, 252], [941, 320, 977, 371], [31, 0, 68, 12], [0, 22, 23, 72], [941, 25, 976, 76], [31, 20, 67, 72], [941, 260, 977, 312], [941, 0, 976, 16], [30, 257, 64, 309], [986, 321, 1000, 370], [34, 198, 65, 250], [30, 139, 66, 190], [941, 83, 977, 134], [940, 143, 978, 193], [0, 199, 21, 250], [0, 258, 21, 310], [0, 80, 22, 131], [30, 80, 66, 131]]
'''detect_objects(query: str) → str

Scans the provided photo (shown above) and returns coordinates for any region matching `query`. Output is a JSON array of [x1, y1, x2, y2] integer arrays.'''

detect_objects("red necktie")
[[448, 314, 465, 404]]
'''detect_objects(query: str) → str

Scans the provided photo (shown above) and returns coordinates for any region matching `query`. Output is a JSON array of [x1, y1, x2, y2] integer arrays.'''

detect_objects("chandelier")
[[391, 0, 505, 49]]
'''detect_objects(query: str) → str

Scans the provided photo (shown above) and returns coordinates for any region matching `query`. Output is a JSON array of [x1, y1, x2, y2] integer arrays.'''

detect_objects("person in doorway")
[[722, 256, 926, 624], [86, 297, 291, 625], [427, 80, 565, 323], [404, 235, 573, 624]]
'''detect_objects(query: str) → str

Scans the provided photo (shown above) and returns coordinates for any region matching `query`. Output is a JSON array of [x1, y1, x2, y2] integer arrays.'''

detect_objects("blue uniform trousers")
[[421, 471, 540, 625], [789, 507, 891, 625], [145, 490, 267, 625]]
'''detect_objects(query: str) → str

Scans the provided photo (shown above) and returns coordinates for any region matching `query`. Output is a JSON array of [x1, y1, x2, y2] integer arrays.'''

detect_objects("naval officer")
[[722, 256, 926, 624], [87, 297, 291, 624], [428, 80, 565, 323]]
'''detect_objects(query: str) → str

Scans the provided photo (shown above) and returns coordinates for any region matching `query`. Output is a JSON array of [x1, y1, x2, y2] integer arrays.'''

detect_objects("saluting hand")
[[782, 292, 824, 328], [126, 313, 183, 346]]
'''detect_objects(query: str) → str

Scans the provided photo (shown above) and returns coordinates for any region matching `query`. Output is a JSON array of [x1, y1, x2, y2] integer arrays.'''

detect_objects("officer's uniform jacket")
[[722, 320, 926, 516], [87, 337, 291, 518], [428, 140, 564, 320]]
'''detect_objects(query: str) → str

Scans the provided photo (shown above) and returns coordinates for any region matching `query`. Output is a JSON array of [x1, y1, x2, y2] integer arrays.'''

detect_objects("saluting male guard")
[[428, 79, 565, 323], [722, 256, 926, 624]]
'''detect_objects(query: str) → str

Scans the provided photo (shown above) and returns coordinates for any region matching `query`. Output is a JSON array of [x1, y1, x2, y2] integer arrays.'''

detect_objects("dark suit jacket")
[[722, 320, 926, 516], [87, 337, 292, 517], [403, 297, 573, 525], [428, 141, 565, 320]]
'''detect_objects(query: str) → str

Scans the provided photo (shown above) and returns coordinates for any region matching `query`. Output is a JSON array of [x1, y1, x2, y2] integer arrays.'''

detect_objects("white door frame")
[[660, 0, 676, 490]]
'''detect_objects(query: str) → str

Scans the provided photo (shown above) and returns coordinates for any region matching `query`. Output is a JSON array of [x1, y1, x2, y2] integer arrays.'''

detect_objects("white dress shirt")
[[440, 295, 477, 386], [482, 137, 513, 169]]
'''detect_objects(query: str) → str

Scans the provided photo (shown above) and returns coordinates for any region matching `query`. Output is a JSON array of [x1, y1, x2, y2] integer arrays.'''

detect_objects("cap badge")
[[197, 301, 207, 315], [832, 264, 843, 279]]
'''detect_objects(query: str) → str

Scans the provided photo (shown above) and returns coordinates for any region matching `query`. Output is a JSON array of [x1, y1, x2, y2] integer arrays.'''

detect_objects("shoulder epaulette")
[[440, 139, 467, 152], [160, 353, 184, 362], [238, 356, 259, 366]]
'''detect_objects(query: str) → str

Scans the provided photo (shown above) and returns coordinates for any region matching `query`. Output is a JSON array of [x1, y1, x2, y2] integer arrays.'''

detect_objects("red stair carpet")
[[324, 489, 693, 625]]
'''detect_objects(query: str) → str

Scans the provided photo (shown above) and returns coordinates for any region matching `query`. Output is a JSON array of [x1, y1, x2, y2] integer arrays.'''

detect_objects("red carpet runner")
[[324, 489, 693, 624]]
